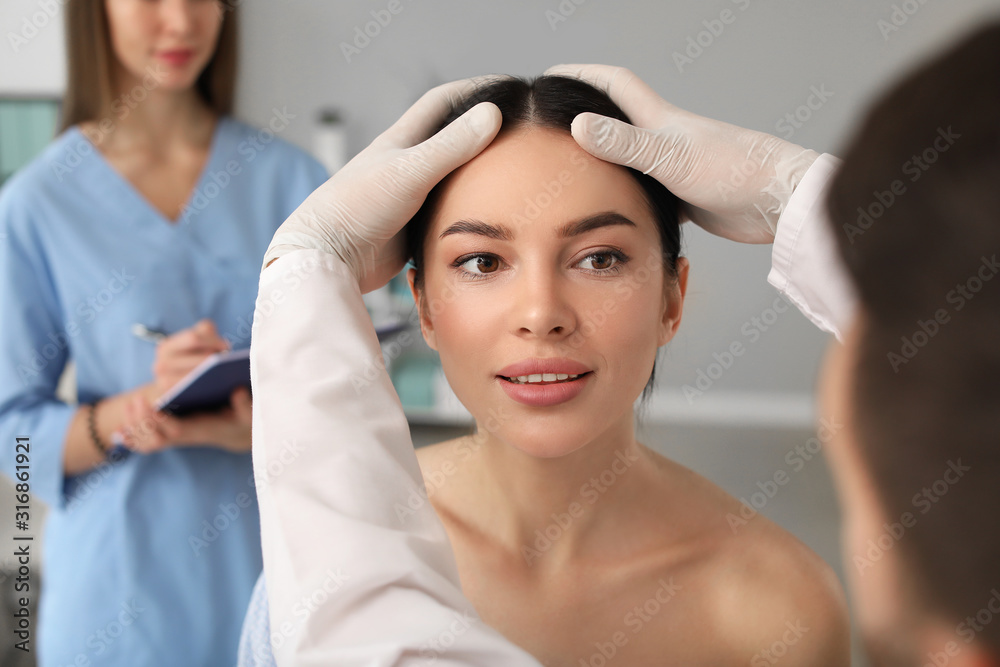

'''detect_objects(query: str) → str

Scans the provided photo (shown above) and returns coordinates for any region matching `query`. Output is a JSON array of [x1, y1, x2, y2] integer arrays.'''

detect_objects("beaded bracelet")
[[87, 401, 109, 458]]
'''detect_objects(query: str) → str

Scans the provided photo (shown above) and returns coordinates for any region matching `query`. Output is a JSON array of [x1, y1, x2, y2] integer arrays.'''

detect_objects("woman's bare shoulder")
[[640, 446, 851, 665], [697, 530, 851, 665]]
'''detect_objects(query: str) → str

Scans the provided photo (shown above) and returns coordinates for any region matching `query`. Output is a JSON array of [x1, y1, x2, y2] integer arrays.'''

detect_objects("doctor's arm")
[[0, 201, 123, 504], [66, 318, 251, 467], [545, 64, 857, 339], [0, 196, 196, 492], [252, 79, 542, 666]]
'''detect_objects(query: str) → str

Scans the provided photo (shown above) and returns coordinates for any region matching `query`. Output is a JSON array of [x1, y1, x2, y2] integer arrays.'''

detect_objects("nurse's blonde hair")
[[58, 0, 239, 133]]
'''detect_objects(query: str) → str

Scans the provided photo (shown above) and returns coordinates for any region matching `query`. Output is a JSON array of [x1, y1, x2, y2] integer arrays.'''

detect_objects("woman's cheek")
[[606, 288, 667, 371], [429, 293, 501, 370], [433, 303, 498, 416]]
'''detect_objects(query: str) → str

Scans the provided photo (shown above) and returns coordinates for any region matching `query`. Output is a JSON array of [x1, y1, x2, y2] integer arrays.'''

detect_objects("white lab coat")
[[767, 154, 855, 340], [248, 153, 854, 665]]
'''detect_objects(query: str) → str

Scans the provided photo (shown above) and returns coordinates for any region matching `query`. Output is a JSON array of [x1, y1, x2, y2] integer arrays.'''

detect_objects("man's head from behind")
[[820, 21, 1000, 667]]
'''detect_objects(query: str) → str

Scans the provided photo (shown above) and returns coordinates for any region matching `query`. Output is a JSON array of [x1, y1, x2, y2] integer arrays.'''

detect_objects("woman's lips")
[[158, 50, 194, 66], [497, 371, 592, 407], [497, 358, 592, 378]]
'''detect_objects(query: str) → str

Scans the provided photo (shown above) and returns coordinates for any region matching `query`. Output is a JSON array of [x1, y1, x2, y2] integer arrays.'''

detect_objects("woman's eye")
[[456, 254, 502, 276], [578, 250, 627, 273]]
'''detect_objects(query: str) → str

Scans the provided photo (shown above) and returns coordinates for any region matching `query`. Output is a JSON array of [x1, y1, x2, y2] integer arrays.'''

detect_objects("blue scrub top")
[[0, 116, 328, 666]]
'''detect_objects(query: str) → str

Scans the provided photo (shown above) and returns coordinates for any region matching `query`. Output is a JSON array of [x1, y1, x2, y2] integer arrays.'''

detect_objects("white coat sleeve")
[[767, 153, 858, 341], [249, 249, 542, 666]]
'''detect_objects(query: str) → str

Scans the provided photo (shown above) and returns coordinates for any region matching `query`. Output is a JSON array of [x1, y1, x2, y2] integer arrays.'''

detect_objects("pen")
[[132, 323, 168, 343]]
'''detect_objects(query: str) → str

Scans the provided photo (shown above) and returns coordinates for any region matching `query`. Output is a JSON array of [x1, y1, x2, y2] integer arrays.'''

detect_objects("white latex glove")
[[262, 79, 503, 293], [544, 64, 821, 243]]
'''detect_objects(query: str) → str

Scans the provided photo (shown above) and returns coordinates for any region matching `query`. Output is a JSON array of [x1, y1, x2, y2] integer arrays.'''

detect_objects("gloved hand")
[[262, 79, 503, 293], [545, 64, 821, 243]]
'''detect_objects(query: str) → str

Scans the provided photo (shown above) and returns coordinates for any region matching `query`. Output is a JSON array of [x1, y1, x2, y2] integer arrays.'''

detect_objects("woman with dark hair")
[[241, 75, 849, 665], [403, 76, 681, 411], [0, 1, 327, 664]]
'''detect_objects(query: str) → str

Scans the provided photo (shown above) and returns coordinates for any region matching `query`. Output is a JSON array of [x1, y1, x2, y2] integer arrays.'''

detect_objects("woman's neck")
[[87, 63, 216, 154], [463, 411, 664, 575]]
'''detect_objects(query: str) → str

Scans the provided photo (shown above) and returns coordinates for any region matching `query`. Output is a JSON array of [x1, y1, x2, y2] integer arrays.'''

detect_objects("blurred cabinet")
[[0, 97, 60, 187], [365, 270, 472, 427]]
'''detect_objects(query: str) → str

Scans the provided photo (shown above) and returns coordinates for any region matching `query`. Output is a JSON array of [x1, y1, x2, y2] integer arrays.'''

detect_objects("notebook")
[[147, 319, 408, 417], [153, 348, 251, 416]]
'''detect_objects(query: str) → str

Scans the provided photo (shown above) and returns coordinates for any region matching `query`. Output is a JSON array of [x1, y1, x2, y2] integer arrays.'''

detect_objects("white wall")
[[3, 0, 999, 426], [1, 0, 66, 95]]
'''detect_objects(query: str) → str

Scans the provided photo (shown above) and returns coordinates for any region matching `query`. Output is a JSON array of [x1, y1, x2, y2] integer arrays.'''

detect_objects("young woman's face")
[[409, 127, 688, 457], [104, 0, 223, 92]]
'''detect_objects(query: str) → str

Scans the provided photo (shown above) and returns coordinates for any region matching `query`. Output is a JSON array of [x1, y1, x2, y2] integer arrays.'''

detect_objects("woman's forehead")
[[428, 126, 655, 239]]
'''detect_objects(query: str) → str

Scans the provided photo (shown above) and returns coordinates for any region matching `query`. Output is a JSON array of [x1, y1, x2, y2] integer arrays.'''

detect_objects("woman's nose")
[[160, 0, 196, 34], [510, 265, 578, 339]]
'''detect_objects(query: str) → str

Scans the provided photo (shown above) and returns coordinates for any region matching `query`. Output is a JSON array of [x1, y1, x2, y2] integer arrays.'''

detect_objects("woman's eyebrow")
[[558, 212, 637, 238], [438, 212, 637, 240]]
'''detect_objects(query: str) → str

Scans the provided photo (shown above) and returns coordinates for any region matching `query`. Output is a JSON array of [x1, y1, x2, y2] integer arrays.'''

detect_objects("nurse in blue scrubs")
[[0, 1, 326, 665]]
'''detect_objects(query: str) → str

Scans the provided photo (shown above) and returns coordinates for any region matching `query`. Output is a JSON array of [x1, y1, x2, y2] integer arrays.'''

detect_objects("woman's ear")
[[658, 257, 689, 347], [406, 267, 438, 351]]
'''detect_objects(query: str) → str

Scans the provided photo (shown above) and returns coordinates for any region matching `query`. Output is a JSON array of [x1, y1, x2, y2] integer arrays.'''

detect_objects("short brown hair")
[[59, 0, 239, 133], [826, 22, 1000, 651]]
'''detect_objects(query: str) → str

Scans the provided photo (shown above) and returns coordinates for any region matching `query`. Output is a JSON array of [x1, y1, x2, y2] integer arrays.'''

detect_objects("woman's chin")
[[464, 397, 625, 458]]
